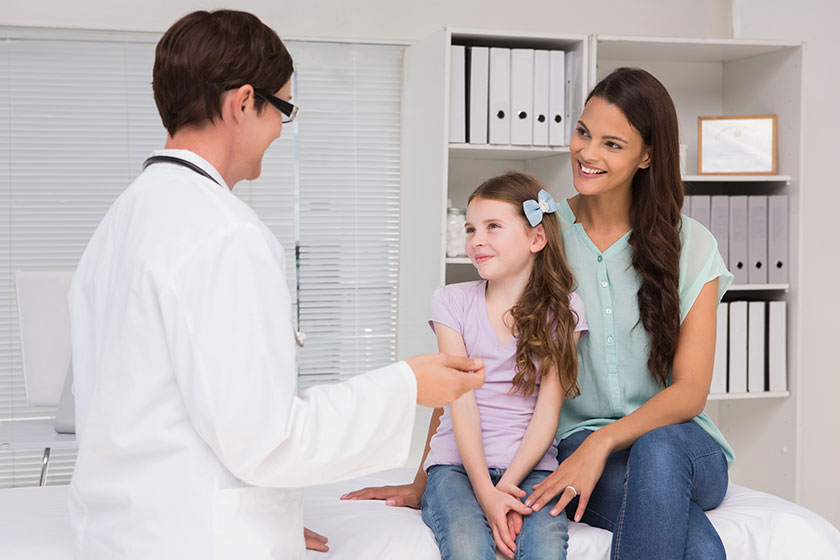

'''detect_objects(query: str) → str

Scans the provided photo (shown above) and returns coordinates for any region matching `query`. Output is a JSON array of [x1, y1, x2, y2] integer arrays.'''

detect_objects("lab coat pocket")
[[212, 486, 304, 560]]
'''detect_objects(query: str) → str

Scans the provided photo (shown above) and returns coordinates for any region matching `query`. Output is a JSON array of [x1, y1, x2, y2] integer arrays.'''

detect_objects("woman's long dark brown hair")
[[469, 171, 580, 398], [587, 67, 684, 386]]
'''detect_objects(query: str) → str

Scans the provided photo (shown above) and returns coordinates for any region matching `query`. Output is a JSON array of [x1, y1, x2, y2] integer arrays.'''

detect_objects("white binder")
[[468, 46, 489, 145], [489, 47, 511, 145], [548, 50, 565, 146], [748, 301, 766, 392], [449, 45, 466, 143], [690, 195, 711, 229], [768, 195, 789, 284], [728, 301, 748, 393], [768, 301, 787, 392], [729, 196, 749, 285], [510, 49, 534, 146], [710, 196, 730, 265], [748, 195, 768, 284], [711, 303, 728, 394], [532, 50, 550, 146]]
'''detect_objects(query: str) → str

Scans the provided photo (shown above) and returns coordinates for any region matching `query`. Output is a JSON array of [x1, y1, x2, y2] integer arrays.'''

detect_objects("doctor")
[[67, 9, 484, 559]]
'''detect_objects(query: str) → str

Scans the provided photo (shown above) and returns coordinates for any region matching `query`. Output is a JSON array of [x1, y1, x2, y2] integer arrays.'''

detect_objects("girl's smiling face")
[[465, 197, 539, 282], [569, 96, 651, 197]]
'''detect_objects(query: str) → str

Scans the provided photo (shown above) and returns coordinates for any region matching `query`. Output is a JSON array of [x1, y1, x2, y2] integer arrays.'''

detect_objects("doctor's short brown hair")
[[153, 10, 294, 137]]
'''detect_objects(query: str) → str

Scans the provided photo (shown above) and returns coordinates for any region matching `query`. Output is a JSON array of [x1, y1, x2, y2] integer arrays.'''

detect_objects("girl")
[[420, 171, 587, 560], [345, 68, 733, 560]]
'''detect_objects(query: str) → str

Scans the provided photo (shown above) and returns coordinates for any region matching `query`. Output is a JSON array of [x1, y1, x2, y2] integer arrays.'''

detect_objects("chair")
[[0, 270, 77, 486]]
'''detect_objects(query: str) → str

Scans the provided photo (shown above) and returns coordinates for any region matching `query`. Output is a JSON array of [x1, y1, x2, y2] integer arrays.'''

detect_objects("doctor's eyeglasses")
[[254, 89, 299, 124], [225, 85, 299, 123]]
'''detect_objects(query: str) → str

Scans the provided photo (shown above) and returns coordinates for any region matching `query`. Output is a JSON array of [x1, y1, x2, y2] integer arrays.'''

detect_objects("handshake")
[[407, 353, 485, 408]]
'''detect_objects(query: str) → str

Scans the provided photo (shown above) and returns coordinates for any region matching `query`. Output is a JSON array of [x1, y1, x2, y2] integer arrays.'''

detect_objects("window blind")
[[0, 30, 403, 487]]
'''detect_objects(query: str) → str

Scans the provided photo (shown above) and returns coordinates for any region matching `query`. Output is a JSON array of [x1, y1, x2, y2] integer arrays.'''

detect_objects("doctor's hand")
[[407, 353, 485, 408], [304, 527, 329, 552]]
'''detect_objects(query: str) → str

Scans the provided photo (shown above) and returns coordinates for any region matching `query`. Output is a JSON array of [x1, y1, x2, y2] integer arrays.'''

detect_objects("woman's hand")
[[525, 433, 611, 522], [340, 480, 425, 509], [476, 485, 532, 559], [304, 527, 329, 552]]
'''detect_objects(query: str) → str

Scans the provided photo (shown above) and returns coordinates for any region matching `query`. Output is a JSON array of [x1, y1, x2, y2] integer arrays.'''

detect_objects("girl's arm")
[[527, 278, 719, 521], [498, 333, 579, 490], [437, 323, 531, 559]]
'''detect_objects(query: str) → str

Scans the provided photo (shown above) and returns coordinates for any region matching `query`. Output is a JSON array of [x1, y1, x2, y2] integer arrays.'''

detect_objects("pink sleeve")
[[428, 284, 465, 336], [569, 291, 588, 336]]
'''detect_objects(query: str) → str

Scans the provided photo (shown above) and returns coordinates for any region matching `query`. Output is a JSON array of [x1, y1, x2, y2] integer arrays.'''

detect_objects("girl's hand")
[[340, 480, 424, 509], [476, 486, 532, 559], [525, 434, 610, 522]]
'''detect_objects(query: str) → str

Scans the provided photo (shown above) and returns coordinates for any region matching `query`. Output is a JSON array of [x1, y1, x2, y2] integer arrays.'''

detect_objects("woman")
[[344, 67, 733, 559]]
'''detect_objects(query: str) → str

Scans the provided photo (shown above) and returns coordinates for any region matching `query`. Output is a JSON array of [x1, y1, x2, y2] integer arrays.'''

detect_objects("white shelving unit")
[[592, 34, 801, 500], [400, 30, 802, 499], [398, 28, 588, 361]]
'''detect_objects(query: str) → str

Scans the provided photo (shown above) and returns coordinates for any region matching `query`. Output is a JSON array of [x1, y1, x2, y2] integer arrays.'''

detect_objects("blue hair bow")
[[522, 189, 558, 227]]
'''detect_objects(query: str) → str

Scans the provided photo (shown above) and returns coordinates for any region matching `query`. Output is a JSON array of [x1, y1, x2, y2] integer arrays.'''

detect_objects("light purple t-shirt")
[[424, 280, 588, 473]]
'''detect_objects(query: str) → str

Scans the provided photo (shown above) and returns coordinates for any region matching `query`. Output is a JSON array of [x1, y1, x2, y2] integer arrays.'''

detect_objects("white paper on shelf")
[[710, 195, 730, 265], [488, 47, 511, 145], [768, 301, 787, 392], [510, 49, 534, 146], [532, 50, 549, 146], [768, 195, 789, 284], [468, 46, 489, 145], [728, 301, 748, 393], [729, 196, 749, 285], [448, 45, 466, 143], [548, 50, 565, 146], [748, 195, 768, 284], [748, 301, 766, 392]]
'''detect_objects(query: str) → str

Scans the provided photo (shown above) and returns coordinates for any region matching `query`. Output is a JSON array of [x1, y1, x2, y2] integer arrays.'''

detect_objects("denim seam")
[[613, 460, 631, 560]]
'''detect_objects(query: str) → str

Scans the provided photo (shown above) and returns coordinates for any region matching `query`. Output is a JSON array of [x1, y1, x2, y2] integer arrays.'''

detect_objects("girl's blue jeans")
[[557, 421, 729, 560], [421, 465, 569, 560]]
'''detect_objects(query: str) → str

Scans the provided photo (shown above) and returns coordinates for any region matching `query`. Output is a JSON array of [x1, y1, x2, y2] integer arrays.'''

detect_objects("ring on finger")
[[565, 485, 578, 498]]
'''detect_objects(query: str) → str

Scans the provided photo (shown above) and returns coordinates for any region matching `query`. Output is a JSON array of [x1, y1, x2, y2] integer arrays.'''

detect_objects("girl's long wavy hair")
[[469, 171, 580, 398], [587, 67, 684, 386]]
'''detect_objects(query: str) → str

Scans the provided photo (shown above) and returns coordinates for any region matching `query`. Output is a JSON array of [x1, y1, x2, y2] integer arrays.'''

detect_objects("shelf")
[[707, 391, 790, 401], [449, 144, 570, 161], [596, 36, 801, 63], [728, 284, 790, 292], [446, 257, 472, 264], [684, 174, 791, 183]]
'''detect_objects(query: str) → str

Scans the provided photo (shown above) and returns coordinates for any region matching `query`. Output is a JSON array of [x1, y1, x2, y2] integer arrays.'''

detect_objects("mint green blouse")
[[557, 198, 735, 466]]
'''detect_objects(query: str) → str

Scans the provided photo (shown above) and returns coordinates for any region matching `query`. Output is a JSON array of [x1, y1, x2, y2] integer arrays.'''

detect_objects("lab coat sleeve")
[[159, 224, 417, 488]]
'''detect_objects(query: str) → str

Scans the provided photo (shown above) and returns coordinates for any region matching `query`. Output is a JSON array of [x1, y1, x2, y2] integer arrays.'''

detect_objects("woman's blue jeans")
[[422, 465, 569, 560], [557, 421, 729, 560]]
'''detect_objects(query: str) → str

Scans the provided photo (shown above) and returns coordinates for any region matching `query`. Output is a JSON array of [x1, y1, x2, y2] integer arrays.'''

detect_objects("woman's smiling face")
[[569, 96, 651, 198]]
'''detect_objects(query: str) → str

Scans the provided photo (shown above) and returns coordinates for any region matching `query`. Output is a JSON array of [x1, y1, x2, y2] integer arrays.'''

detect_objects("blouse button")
[[607, 336, 614, 344], [605, 308, 613, 315], [597, 255, 603, 262], [601, 281, 608, 288]]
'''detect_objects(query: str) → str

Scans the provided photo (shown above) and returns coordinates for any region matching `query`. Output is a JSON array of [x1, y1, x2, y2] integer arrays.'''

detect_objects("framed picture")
[[698, 115, 777, 175]]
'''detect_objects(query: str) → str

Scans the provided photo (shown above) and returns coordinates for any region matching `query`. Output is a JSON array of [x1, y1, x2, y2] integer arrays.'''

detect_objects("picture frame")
[[698, 115, 777, 175]]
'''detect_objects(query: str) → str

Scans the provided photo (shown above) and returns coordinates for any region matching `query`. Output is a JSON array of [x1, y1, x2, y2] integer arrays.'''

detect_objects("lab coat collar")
[[148, 149, 231, 191]]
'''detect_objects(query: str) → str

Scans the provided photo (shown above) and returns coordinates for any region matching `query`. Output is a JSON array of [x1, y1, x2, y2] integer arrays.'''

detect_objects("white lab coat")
[[68, 149, 417, 559]]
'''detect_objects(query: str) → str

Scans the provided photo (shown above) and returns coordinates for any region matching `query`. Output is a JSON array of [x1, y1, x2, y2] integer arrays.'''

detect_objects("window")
[[0, 29, 402, 487]]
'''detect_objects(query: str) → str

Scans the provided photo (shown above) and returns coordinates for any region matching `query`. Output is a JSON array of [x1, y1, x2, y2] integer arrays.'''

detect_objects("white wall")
[[6, 0, 838, 528], [4, 0, 730, 42], [735, 0, 840, 530]]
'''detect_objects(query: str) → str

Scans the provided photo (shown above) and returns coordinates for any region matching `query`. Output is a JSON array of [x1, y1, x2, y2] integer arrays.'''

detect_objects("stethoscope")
[[144, 155, 307, 348]]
